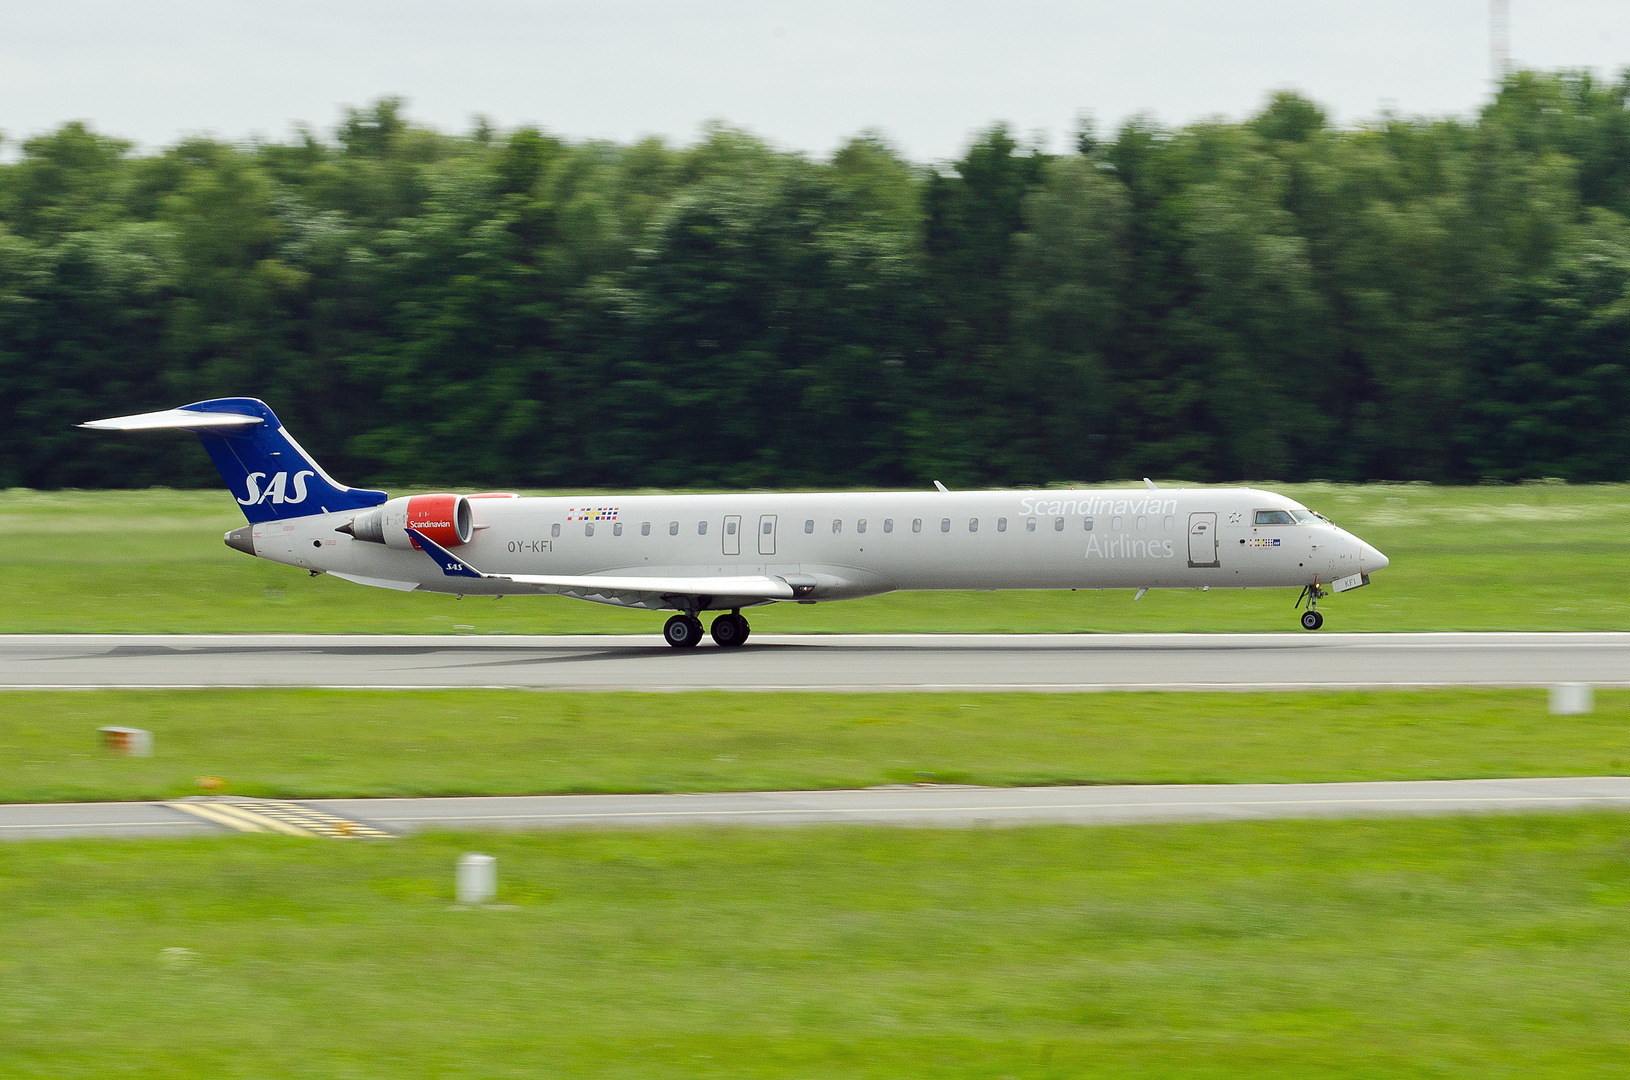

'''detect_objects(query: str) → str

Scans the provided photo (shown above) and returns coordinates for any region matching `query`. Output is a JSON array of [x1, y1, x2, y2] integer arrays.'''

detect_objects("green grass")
[[2, 483, 1627, 633], [5, 816, 1630, 1077], [6, 688, 1628, 803]]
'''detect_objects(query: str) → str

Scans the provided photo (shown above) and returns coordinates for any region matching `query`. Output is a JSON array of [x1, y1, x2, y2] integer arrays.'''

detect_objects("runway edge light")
[[1549, 683, 1594, 715], [99, 726, 151, 757], [457, 853, 497, 905]]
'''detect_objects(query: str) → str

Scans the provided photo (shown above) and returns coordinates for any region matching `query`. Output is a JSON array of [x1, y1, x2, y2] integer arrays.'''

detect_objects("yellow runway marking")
[[164, 798, 392, 839]]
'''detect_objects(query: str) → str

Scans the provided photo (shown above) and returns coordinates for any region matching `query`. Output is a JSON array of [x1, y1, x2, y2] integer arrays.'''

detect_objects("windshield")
[[1255, 509, 1323, 525]]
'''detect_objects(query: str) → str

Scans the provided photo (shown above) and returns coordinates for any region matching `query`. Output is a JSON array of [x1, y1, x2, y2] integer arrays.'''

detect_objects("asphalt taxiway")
[[5, 777, 1630, 840], [0, 632, 1626, 690]]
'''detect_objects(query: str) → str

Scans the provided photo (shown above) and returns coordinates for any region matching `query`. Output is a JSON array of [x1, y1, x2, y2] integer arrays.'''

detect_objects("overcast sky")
[[3, 0, 1629, 162]]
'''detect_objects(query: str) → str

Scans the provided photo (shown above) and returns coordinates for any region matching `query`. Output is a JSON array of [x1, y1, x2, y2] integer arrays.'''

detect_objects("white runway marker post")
[[99, 726, 152, 756], [1550, 683, 1594, 715], [456, 853, 496, 905]]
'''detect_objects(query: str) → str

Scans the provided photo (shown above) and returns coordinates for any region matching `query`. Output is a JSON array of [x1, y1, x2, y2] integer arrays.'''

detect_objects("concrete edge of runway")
[[7, 777, 1630, 840], [4, 631, 1630, 647], [7, 682, 1630, 692]]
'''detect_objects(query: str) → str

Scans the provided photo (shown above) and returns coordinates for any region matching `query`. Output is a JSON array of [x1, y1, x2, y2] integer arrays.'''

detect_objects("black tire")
[[711, 613, 748, 647], [1300, 609, 1324, 631], [664, 614, 703, 648]]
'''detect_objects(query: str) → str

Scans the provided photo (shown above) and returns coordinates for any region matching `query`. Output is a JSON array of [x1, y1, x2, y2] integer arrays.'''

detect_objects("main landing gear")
[[663, 611, 750, 648], [1295, 584, 1326, 631]]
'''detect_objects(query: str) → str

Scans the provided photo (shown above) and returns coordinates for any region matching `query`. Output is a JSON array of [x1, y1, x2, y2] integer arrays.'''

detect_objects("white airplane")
[[84, 398, 1389, 645]]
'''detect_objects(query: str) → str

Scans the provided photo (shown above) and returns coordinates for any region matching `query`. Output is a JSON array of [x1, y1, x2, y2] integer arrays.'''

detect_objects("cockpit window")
[[1291, 510, 1320, 524], [1254, 510, 1296, 525]]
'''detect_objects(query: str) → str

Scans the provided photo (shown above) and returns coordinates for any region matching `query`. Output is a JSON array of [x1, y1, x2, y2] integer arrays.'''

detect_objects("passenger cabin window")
[[1112, 516, 1123, 530], [940, 518, 951, 533], [832, 519, 842, 534], [763, 521, 773, 535], [1084, 517, 1094, 531], [1163, 516, 1173, 531], [613, 522, 623, 536], [1054, 517, 1064, 531], [857, 519, 867, 534], [1136, 516, 1146, 531], [726, 520, 736, 536], [883, 519, 893, 533], [551, 523, 561, 538], [698, 521, 707, 535], [805, 519, 814, 533], [1026, 518, 1037, 532], [912, 518, 923, 533], [1254, 510, 1296, 525], [641, 522, 651, 536], [585, 524, 594, 536], [669, 521, 678, 536], [997, 517, 1007, 532]]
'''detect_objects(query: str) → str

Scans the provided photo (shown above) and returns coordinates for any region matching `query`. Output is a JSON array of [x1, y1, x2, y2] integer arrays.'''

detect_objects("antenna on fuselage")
[[1143, 478, 1158, 490], [933, 481, 949, 492]]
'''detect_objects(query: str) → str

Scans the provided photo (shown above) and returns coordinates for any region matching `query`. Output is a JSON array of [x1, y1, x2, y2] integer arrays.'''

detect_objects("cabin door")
[[758, 514, 777, 556], [723, 515, 742, 556], [1187, 513, 1219, 568]]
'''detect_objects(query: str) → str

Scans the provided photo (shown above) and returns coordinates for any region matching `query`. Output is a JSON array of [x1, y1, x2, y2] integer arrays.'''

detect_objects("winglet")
[[405, 528, 483, 578]]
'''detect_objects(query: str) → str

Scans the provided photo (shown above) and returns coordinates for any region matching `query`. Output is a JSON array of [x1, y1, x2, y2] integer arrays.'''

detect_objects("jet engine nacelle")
[[344, 494, 473, 550]]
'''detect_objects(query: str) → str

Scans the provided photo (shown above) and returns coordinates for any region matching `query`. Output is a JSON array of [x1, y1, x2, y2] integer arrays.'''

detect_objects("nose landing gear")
[[1295, 584, 1326, 631]]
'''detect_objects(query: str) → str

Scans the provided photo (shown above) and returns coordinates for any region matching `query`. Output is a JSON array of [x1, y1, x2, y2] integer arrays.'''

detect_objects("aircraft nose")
[[1359, 540, 1388, 571]]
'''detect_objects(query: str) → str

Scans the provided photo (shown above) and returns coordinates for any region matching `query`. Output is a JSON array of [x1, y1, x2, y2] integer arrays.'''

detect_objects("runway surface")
[[1, 632, 1627, 690], [6, 777, 1630, 840]]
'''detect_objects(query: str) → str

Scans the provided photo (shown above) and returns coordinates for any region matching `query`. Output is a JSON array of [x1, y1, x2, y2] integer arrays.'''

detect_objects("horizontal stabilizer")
[[81, 397, 387, 524], [80, 408, 263, 432], [404, 528, 795, 603]]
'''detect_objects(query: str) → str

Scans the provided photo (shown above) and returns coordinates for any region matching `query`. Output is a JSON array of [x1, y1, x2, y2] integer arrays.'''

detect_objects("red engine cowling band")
[[405, 494, 473, 548]]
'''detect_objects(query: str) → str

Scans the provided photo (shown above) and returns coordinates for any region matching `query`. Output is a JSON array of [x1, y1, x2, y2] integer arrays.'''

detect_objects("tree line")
[[4, 70, 1630, 491]]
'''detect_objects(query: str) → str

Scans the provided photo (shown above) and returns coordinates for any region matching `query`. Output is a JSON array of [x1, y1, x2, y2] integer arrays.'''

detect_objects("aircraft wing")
[[403, 528, 795, 604]]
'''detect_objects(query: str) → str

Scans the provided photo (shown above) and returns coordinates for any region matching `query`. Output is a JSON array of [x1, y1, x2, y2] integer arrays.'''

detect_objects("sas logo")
[[237, 471, 316, 506]]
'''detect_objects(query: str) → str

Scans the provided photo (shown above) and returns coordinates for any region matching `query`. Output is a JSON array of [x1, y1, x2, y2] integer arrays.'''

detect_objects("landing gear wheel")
[[1300, 609, 1324, 631], [664, 614, 704, 648], [711, 613, 750, 647]]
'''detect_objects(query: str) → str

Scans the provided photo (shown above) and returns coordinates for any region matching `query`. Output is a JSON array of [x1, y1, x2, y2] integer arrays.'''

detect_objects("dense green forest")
[[4, 70, 1630, 490]]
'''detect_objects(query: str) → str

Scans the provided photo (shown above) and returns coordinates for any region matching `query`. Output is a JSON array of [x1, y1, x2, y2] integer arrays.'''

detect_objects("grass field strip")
[[165, 798, 392, 839]]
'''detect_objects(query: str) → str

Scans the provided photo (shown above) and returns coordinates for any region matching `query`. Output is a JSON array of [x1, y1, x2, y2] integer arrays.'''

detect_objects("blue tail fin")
[[81, 397, 387, 524]]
